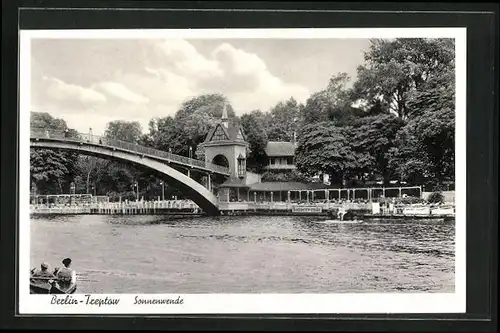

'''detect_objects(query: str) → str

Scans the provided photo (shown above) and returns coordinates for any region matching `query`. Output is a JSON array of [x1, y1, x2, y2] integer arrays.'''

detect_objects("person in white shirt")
[[54, 257, 76, 290]]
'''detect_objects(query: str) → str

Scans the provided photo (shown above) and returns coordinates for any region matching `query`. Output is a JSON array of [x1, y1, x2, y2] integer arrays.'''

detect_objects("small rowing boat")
[[30, 275, 77, 294]]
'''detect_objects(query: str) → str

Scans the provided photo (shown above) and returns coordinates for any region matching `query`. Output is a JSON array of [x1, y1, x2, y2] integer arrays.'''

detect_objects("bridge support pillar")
[[207, 173, 212, 192]]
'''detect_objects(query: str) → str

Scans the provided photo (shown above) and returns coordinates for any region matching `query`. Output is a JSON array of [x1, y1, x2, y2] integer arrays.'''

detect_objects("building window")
[[238, 158, 246, 177]]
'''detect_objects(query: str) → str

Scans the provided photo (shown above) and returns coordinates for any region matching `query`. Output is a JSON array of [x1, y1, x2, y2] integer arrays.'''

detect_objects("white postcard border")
[[19, 27, 467, 315]]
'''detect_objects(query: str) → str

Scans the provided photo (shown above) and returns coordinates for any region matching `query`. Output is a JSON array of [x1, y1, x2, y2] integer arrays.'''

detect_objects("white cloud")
[[93, 82, 149, 104], [145, 40, 310, 114], [153, 39, 222, 80], [45, 77, 106, 105], [212, 42, 267, 76], [120, 69, 193, 106]]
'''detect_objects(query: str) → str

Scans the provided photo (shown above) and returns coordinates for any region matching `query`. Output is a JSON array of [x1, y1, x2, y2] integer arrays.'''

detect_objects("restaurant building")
[[201, 107, 421, 203]]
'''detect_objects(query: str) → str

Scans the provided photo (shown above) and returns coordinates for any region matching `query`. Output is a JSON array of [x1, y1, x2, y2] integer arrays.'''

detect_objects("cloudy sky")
[[30, 38, 371, 134]]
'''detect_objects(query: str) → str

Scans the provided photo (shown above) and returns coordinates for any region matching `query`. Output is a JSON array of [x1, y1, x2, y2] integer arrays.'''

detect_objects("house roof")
[[264, 141, 296, 157]]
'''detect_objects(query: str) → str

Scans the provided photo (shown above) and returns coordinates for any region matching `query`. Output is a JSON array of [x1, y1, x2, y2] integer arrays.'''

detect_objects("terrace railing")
[[30, 128, 230, 175]]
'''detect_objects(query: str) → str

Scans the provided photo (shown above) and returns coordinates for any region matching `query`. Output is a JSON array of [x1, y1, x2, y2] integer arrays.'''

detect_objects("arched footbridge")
[[30, 128, 231, 216]]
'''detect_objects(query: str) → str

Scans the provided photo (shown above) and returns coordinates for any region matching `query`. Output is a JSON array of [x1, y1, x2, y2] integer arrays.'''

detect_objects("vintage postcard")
[[19, 27, 466, 314]]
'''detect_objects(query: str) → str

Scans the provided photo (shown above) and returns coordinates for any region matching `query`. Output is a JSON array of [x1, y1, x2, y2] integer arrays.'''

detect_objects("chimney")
[[221, 101, 229, 128]]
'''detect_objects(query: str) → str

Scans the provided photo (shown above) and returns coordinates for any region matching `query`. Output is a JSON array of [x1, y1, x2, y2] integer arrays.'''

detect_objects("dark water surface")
[[30, 215, 455, 293]]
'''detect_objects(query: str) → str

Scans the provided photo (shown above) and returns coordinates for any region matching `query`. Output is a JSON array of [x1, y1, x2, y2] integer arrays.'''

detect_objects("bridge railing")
[[30, 128, 230, 175]]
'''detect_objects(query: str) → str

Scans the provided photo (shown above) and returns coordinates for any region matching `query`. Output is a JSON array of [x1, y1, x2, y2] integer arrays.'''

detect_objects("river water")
[[30, 215, 455, 293]]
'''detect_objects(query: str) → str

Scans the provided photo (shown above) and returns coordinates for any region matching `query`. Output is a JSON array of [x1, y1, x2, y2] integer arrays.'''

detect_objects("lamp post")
[[133, 181, 139, 201], [91, 185, 96, 196], [189, 146, 193, 159], [159, 181, 165, 201]]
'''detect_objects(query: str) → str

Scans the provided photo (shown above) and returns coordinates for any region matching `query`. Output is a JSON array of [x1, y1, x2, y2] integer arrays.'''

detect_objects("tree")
[[267, 97, 301, 142], [104, 120, 143, 143], [175, 93, 235, 120], [240, 110, 268, 172], [295, 122, 369, 185], [352, 114, 405, 184], [181, 109, 220, 150], [30, 112, 79, 194], [352, 38, 455, 120], [300, 72, 353, 127], [388, 61, 455, 186], [30, 111, 68, 130], [73, 156, 111, 194]]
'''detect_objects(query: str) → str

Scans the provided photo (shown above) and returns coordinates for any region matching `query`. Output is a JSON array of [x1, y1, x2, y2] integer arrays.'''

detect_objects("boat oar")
[[30, 277, 65, 281]]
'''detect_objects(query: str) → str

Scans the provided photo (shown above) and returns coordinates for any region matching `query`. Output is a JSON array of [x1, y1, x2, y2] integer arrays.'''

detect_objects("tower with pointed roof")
[[199, 102, 248, 180]]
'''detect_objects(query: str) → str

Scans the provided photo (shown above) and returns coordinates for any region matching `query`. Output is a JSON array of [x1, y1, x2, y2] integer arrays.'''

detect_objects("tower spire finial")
[[221, 101, 229, 128]]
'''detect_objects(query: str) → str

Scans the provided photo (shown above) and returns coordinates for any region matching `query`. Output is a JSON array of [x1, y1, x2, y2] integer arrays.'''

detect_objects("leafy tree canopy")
[[295, 122, 369, 184], [30, 112, 79, 194], [266, 97, 301, 142], [352, 38, 455, 120], [104, 120, 143, 143], [240, 110, 269, 172]]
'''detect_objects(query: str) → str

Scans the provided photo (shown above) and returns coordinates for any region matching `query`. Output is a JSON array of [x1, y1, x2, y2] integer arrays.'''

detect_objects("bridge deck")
[[30, 128, 230, 175]]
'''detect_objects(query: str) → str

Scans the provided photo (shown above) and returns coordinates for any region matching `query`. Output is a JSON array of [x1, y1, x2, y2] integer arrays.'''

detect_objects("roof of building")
[[264, 141, 296, 157], [218, 177, 251, 188], [203, 122, 246, 143], [248, 182, 320, 191]]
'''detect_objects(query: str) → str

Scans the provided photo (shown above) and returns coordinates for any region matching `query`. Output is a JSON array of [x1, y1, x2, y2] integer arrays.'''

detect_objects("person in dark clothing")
[[31, 262, 55, 279], [30, 262, 56, 293]]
